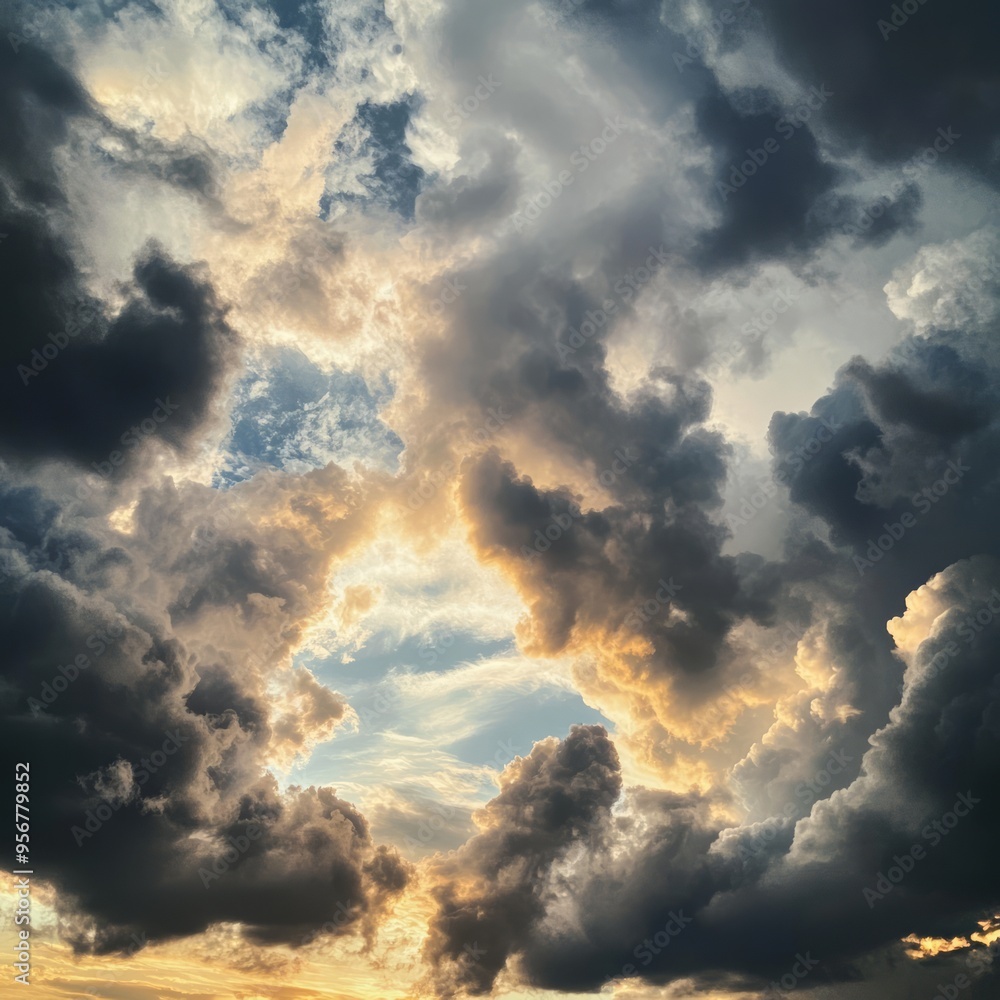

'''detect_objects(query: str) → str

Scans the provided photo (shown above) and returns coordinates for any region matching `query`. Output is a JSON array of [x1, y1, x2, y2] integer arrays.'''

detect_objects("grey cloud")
[[423, 724, 622, 995]]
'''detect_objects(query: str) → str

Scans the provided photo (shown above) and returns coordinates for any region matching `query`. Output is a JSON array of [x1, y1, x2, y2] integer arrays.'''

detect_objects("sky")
[[1, 0, 1000, 998]]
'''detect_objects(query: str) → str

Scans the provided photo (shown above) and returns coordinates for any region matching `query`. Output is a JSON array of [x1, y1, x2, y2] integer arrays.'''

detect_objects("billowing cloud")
[[422, 724, 622, 995]]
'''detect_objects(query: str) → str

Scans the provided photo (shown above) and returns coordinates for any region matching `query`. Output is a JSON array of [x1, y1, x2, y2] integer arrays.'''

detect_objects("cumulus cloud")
[[409, 559, 1000, 995], [422, 724, 622, 995]]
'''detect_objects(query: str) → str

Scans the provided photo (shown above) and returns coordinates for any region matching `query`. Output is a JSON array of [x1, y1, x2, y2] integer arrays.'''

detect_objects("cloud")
[[746, 0, 1000, 189], [0, 40, 237, 470], [410, 559, 1000, 995], [3, 2, 1000, 998], [0, 454, 412, 952], [885, 227, 1000, 334], [421, 724, 622, 995]]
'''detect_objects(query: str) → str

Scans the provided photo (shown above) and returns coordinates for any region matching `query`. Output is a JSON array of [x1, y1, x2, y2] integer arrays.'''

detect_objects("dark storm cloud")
[[0, 467, 409, 953], [427, 0, 871, 269], [692, 84, 845, 269], [413, 218, 790, 716], [755, 321, 1000, 786], [770, 328, 1000, 562], [342, 1, 999, 988], [5, 2, 1000, 995], [767, 399, 885, 540], [552, 0, 919, 269], [461, 448, 779, 675], [418, 560, 1000, 997], [690, 76, 930, 268], [3, 18, 232, 203], [1, 232, 237, 468], [185, 666, 268, 734], [402, 0, 881, 715], [423, 724, 622, 996], [0, 40, 237, 470], [590, 315, 1000, 988], [0, 32, 90, 190], [747, 0, 1000, 188], [571, 3, 856, 269], [844, 354, 991, 439], [538, 0, 987, 272]]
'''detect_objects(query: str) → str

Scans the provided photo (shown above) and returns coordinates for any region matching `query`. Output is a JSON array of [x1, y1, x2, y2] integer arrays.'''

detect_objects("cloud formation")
[[1, 1, 999, 998]]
